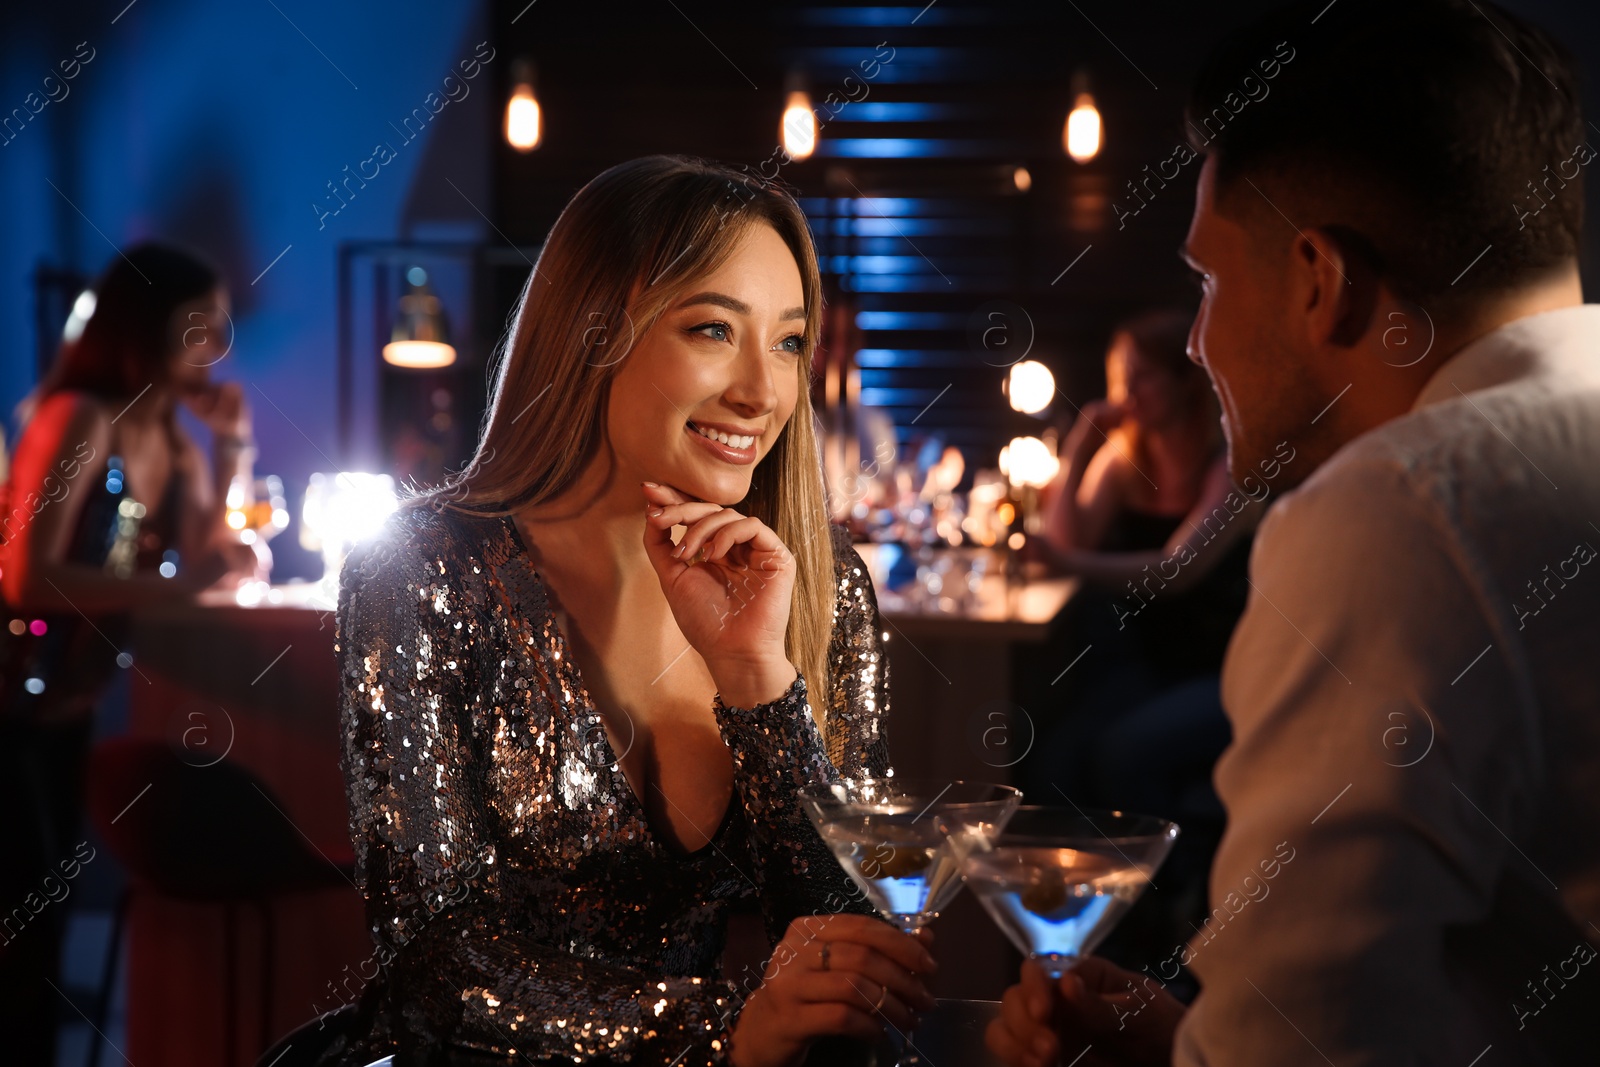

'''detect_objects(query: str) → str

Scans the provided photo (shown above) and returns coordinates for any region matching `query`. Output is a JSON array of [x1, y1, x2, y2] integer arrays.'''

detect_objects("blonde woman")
[[328, 156, 934, 1067]]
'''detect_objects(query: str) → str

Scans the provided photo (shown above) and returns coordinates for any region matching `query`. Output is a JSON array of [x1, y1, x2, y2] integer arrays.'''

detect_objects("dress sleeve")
[[824, 525, 893, 779], [335, 524, 738, 1065], [710, 525, 894, 950]]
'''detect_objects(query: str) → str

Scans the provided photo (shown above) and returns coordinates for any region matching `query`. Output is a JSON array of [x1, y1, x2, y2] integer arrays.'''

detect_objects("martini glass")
[[799, 778, 1021, 1065], [959, 805, 1179, 979]]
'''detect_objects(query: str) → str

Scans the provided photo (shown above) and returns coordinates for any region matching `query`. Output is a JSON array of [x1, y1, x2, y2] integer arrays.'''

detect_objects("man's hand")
[[986, 957, 1185, 1067]]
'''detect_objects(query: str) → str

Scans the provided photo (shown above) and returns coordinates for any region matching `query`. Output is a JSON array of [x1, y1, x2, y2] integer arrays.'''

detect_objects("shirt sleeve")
[[336, 525, 738, 1065], [1172, 457, 1541, 1066]]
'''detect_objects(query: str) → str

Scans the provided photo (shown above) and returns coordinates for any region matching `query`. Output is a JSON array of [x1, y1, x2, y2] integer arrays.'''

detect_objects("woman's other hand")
[[987, 957, 1184, 1067], [181, 380, 251, 439], [1070, 398, 1124, 444], [640, 480, 797, 701], [728, 915, 937, 1067]]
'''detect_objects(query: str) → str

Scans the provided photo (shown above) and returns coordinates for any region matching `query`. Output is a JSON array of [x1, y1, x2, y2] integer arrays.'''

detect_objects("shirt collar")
[[1412, 303, 1600, 412]]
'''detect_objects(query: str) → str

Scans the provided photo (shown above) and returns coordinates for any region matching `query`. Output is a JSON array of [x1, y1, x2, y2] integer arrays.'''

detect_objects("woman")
[[328, 157, 934, 1067], [1035, 306, 1255, 660], [1019, 309, 1260, 807], [0, 241, 261, 1064]]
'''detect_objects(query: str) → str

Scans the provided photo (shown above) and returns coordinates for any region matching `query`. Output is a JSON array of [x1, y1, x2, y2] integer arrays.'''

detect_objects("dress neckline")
[[495, 512, 737, 862]]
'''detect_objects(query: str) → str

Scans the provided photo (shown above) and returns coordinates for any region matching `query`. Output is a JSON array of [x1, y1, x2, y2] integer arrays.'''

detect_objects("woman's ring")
[[872, 984, 888, 1012], [819, 942, 831, 971]]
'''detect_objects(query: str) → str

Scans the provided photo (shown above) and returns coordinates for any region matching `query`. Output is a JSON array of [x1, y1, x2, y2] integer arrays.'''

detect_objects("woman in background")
[[1034, 308, 1257, 685], [327, 156, 931, 1067], [1020, 310, 1260, 949], [0, 241, 260, 1065]]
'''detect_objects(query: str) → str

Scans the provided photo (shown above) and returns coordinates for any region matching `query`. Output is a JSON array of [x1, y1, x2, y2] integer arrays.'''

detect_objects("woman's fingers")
[[672, 509, 749, 560], [700, 516, 777, 564], [796, 972, 919, 1033], [644, 501, 723, 534], [640, 481, 694, 504], [803, 940, 934, 1015], [820, 915, 938, 977]]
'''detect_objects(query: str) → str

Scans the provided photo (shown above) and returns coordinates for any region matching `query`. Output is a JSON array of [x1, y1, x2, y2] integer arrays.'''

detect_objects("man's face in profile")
[[1182, 155, 1327, 492]]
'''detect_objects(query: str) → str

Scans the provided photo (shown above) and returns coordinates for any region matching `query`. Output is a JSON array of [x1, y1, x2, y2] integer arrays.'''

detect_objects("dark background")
[[3, 0, 1597, 578]]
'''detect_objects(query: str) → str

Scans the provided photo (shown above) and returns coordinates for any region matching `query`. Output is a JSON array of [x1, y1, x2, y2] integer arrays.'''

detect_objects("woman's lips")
[[685, 421, 756, 465]]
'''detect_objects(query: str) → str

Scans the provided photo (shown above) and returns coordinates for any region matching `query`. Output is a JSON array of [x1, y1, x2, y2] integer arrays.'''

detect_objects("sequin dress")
[[325, 503, 893, 1066]]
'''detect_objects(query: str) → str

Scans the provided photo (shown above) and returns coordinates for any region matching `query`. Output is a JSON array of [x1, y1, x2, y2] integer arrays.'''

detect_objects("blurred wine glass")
[[223, 474, 288, 594], [225, 475, 290, 544]]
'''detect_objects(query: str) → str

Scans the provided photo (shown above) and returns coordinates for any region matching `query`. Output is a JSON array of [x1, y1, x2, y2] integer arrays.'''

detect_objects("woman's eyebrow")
[[676, 290, 805, 321]]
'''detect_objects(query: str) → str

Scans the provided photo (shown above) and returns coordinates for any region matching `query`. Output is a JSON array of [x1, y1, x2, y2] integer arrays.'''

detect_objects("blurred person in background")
[[0, 241, 261, 1064], [1021, 310, 1259, 841]]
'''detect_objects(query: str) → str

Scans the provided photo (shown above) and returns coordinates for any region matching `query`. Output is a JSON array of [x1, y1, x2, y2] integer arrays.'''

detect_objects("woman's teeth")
[[690, 422, 754, 449]]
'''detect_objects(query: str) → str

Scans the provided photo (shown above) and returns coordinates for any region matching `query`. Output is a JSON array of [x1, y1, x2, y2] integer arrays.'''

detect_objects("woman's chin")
[[660, 468, 751, 507]]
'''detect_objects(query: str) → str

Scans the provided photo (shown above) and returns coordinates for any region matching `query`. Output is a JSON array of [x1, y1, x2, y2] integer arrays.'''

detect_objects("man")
[[988, 1, 1600, 1064]]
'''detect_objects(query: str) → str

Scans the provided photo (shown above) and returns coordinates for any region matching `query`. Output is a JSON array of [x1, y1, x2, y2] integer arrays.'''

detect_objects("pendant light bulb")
[[506, 59, 542, 152]]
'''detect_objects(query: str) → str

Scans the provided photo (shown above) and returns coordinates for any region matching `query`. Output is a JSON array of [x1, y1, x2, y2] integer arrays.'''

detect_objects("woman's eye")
[[776, 333, 807, 355], [690, 321, 732, 343]]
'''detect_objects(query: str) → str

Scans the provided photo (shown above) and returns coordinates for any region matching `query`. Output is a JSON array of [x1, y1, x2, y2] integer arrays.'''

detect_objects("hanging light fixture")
[[1063, 69, 1102, 163], [505, 58, 542, 152], [781, 71, 816, 161], [383, 266, 456, 368]]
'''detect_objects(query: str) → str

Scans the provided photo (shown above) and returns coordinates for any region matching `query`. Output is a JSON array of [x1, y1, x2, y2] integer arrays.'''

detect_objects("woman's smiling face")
[[605, 222, 807, 505]]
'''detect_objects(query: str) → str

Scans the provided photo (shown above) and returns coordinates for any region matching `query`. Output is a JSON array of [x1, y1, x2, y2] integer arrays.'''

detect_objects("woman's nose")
[[723, 344, 779, 415]]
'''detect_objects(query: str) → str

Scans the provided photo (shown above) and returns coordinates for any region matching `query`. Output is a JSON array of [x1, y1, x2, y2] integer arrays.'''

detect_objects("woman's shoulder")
[[823, 522, 881, 621], [825, 522, 868, 584], [26, 389, 115, 451], [341, 501, 505, 590]]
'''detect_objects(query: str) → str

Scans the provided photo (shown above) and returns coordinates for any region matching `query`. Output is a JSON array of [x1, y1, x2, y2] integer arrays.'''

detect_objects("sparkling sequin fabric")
[[324, 504, 892, 1065]]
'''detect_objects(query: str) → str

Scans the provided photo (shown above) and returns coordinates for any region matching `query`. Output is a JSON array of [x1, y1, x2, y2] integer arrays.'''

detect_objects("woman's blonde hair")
[[401, 155, 836, 737]]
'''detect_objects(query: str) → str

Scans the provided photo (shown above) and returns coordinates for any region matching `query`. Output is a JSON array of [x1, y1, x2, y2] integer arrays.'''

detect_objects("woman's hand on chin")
[[641, 480, 798, 704]]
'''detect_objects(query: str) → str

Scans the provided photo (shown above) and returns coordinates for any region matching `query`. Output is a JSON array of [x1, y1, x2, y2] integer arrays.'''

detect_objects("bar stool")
[[85, 737, 356, 1067]]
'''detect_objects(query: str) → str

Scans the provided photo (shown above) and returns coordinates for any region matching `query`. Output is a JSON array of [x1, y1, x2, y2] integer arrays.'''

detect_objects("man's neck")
[[1428, 264, 1584, 377], [1290, 265, 1585, 493]]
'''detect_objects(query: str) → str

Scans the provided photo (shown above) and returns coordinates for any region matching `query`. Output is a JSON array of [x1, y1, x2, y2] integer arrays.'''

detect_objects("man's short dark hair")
[[1186, 0, 1585, 307]]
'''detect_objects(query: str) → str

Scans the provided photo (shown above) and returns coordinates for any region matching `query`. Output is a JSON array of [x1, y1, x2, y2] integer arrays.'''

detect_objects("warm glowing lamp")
[[1064, 71, 1102, 163], [1003, 436, 1060, 489], [1006, 360, 1056, 415], [505, 59, 542, 152], [782, 90, 817, 161], [383, 266, 456, 369]]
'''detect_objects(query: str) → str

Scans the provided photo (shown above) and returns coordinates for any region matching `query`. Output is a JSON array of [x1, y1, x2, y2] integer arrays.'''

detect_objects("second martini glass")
[[958, 805, 1180, 979], [799, 778, 1021, 1065]]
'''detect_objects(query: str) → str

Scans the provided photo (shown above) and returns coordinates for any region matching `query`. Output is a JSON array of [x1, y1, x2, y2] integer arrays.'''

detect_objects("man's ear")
[[1296, 225, 1379, 348]]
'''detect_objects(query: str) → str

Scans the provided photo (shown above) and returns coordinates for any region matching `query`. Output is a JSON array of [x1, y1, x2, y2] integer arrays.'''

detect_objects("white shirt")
[[1173, 304, 1600, 1066]]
